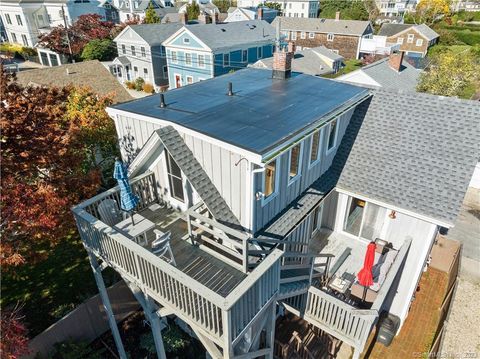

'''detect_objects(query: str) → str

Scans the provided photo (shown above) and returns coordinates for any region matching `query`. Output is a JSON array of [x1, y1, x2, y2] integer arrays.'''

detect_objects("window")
[[311, 204, 323, 235], [5, 14, 12, 25], [302, 3, 305, 9], [141, 46, 146, 57], [327, 33, 334, 41], [49, 53, 58, 66], [121, 44, 126, 54], [11, 33, 17, 43], [198, 54, 205, 67], [186, 76, 193, 84], [300, 31, 306, 39], [397, 37, 404, 44], [15, 14, 22, 26], [407, 34, 414, 43], [308, 32, 314, 39], [327, 119, 338, 152], [183, 37, 190, 44], [263, 159, 278, 200], [163, 65, 168, 77], [131, 46, 136, 56], [21, 34, 28, 46], [309, 129, 322, 166], [343, 197, 388, 240], [289, 3, 292, 8], [344, 197, 365, 236], [223, 53, 230, 66], [47, 14, 52, 23], [242, 49, 247, 62], [185, 52, 192, 66], [416, 38, 423, 46], [171, 51, 177, 63], [291, 31, 297, 40], [37, 14, 44, 22], [133, 66, 138, 76], [143, 68, 148, 77], [288, 143, 302, 183], [257, 46, 262, 58], [166, 152, 184, 202]]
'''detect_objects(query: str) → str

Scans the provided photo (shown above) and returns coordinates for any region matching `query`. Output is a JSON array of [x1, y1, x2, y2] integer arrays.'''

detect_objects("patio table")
[[114, 213, 155, 246]]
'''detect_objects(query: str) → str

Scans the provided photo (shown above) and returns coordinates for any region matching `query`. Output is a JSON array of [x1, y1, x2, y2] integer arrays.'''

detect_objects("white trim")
[[287, 142, 303, 186], [198, 53, 206, 68], [308, 128, 323, 169], [261, 158, 280, 207], [163, 26, 212, 52], [391, 26, 430, 42], [326, 118, 339, 155], [335, 187, 453, 228], [186, 75, 193, 84]]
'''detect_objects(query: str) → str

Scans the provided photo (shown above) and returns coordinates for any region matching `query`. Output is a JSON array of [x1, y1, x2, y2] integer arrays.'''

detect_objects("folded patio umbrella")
[[357, 241, 376, 301], [113, 158, 139, 225]]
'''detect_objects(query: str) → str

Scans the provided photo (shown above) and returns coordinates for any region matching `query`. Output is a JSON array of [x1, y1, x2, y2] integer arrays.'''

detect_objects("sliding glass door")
[[343, 196, 388, 241]]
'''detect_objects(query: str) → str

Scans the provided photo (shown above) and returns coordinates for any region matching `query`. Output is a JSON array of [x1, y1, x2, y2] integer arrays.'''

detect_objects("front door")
[[175, 74, 182, 88]]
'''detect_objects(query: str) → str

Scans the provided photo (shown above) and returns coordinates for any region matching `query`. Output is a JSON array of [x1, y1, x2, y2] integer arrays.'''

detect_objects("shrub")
[[134, 77, 145, 91], [49, 340, 104, 359], [81, 39, 117, 61], [142, 82, 155, 93], [125, 81, 136, 90], [0, 44, 37, 60]]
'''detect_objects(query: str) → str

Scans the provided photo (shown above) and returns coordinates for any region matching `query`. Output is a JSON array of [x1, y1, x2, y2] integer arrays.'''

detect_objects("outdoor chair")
[[152, 230, 176, 266], [97, 199, 123, 226]]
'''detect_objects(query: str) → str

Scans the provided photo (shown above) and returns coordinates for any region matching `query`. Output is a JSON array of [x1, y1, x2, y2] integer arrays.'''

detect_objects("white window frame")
[[407, 34, 414, 43], [183, 37, 190, 44], [291, 31, 297, 40], [300, 31, 306, 39], [327, 33, 334, 42], [257, 46, 263, 58], [308, 32, 314, 39], [185, 52, 192, 66], [5, 14, 12, 25], [397, 37, 404, 44], [326, 118, 339, 154], [261, 158, 280, 206], [171, 51, 177, 63], [223, 53, 230, 67], [242, 49, 248, 62], [198, 54, 205, 68], [131, 45, 136, 56], [186, 75, 193, 84], [287, 142, 303, 186], [141, 46, 146, 57], [15, 14, 22, 26], [21, 34, 28, 46], [308, 128, 323, 168], [416, 38, 423, 46]]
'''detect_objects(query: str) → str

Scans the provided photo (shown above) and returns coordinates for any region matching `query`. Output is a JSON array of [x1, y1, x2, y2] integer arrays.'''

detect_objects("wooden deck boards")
[[137, 204, 247, 297]]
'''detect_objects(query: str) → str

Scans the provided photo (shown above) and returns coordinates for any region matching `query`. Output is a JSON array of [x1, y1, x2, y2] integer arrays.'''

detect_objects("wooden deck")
[[138, 204, 247, 297]]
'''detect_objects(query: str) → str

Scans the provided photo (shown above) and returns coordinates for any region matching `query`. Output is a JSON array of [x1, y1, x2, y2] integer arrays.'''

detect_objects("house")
[[336, 51, 421, 91], [163, 20, 275, 88], [111, 23, 182, 90], [452, 0, 480, 11], [375, 0, 417, 17], [272, 14, 374, 59], [14, 60, 132, 103], [0, 0, 106, 47], [237, 0, 319, 18], [72, 43, 479, 359], [378, 23, 439, 58], [224, 6, 278, 23], [252, 44, 344, 75], [115, 0, 176, 23], [178, 0, 219, 17]]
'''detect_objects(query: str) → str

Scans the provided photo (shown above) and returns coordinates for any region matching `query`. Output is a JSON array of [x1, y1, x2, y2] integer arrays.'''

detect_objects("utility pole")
[[61, 5, 74, 63]]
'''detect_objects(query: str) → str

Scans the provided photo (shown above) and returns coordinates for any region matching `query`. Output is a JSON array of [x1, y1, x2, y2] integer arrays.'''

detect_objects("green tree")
[[417, 49, 479, 98], [81, 39, 117, 61], [262, 1, 282, 12], [186, 2, 200, 20], [318, 0, 370, 21], [214, 0, 235, 13], [144, 2, 161, 23], [412, 0, 451, 25]]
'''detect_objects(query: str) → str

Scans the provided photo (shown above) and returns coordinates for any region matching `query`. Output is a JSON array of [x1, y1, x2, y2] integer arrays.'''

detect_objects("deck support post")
[[264, 302, 277, 359], [124, 281, 167, 359], [87, 252, 127, 359]]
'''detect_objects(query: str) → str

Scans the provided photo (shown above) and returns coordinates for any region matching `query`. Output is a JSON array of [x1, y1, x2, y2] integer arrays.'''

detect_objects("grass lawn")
[[1, 233, 118, 337], [322, 59, 363, 79]]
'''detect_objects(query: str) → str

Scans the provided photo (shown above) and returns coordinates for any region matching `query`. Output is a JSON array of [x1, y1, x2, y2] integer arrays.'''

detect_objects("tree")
[[262, 1, 282, 12], [186, 3, 200, 21], [213, 0, 235, 13], [0, 304, 30, 359], [81, 39, 117, 61], [0, 68, 117, 267], [38, 14, 114, 57], [144, 2, 161, 23], [414, 0, 451, 25], [318, 0, 370, 21], [417, 49, 479, 98]]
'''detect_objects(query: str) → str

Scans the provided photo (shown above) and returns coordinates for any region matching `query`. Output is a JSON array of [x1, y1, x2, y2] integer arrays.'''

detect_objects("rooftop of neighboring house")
[[115, 23, 183, 46], [252, 46, 343, 76], [226, 6, 278, 23], [161, 12, 228, 24], [378, 23, 439, 40], [15, 60, 132, 103], [166, 20, 276, 51], [272, 16, 373, 36], [337, 55, 421, 91], [117, 0, 165, 12], [111, 68, 369, 155]]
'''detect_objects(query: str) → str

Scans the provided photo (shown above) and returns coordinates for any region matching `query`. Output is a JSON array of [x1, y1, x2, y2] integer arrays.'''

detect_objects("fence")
[[26, 281, 139, 358]]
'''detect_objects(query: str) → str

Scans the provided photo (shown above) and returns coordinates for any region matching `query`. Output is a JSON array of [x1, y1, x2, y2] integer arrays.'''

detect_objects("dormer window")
[[327, 33, 334, 42]]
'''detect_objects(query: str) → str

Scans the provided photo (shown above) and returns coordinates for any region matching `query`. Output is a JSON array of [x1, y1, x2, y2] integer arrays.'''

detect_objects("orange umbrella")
[[357, 242, 376, 287]]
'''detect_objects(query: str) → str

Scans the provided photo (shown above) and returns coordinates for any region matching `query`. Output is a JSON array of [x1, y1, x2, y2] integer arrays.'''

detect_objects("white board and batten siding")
[[113, 114, 249, 227], [253, 108, 355, 232]]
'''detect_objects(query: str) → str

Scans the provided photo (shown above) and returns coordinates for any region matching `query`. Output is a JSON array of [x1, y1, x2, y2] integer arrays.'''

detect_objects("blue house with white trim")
[[163, 20, 275, 88]]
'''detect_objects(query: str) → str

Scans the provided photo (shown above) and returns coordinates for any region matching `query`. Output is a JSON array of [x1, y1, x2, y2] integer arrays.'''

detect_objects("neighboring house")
[[237, 0, 319, 18], [14, 60, 132, 103], [163, 20, 275, 88], [452, 0, 480, 11], [178, 0, 219, 17], [115, 0, 175, 23], [224, 6, 278, 23], [272, 14, 374, 59], [252, 45, 344, 75], [72, 46, 479, 359], [99, 0, 120, 23], [375, 0, 417, 17], [359, 34, 400, 56], [378, 23, 439, 57], [336, 51, 421, 91], [0, 0, 106, 47], [112, 23, 182, 90]]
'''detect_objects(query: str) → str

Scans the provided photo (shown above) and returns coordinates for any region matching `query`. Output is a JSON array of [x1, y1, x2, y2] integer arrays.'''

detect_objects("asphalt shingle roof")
[[127, 23, 183, 46], [378, 23, 439, 40], [272, 16, 372, 36], [15, 60, 132, 104]]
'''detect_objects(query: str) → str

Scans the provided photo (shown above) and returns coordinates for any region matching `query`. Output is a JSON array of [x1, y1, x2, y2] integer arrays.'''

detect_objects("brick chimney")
[[257, 6, 263, 20], [272, 41, 294, 79], [389, 51, 404, 72], [335, 11, 340, 21], [198, 13, 211, 24], [180, 12, 188, 24], [212, 12, 219, 24]]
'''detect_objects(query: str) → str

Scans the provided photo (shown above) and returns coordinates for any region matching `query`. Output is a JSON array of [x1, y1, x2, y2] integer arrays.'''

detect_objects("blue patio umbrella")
[[113, 158, 139, 224]]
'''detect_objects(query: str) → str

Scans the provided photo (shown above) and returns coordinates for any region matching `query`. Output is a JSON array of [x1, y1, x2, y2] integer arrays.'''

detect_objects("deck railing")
[[72, 172, 282, 347]]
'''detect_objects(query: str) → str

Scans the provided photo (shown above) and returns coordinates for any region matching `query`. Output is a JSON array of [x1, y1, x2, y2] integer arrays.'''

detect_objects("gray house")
[[111, 23, 182, 90], [73, 46, 479, 359]]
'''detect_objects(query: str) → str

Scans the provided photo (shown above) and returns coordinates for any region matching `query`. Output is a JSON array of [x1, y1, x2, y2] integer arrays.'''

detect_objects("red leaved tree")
[[0, 304, 30, 359]]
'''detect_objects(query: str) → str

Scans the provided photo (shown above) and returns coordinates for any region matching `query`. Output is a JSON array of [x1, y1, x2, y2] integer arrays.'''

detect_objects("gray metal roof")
[[337, 90, 480, 226], [272, 17, 372, 36], [127, 23, 183, 46], [184, 20, 275, 51], [111, 68, 369, 156]]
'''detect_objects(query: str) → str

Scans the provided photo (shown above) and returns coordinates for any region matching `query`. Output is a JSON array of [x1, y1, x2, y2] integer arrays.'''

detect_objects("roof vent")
[[227, 82, 233, 96], [160, 93, 166, 108]]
